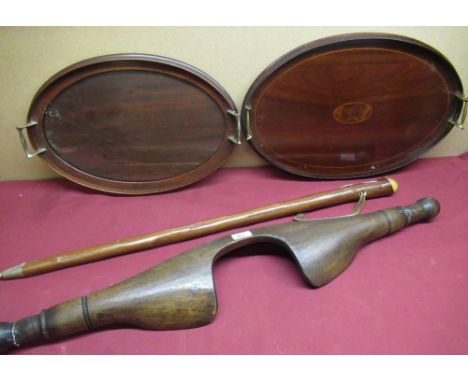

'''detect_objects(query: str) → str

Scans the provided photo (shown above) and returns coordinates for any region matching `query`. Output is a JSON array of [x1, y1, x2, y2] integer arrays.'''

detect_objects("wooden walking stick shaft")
[[0, 178, 398, 279]]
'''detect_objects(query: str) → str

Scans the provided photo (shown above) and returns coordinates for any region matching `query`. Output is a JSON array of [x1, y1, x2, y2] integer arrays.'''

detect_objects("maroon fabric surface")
[[1, 154, 467, 354]]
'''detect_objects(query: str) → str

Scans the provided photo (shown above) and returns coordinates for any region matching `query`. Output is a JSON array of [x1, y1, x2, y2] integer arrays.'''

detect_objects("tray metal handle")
[[243, 105, 253, 141], [16, 122, 47, 158], [449, 93, 468, 130], [227, 109, 242, 145]]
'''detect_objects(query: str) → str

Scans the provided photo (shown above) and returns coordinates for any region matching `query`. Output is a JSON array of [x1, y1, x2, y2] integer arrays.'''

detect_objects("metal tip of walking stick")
[[0, 264, 25, 280]]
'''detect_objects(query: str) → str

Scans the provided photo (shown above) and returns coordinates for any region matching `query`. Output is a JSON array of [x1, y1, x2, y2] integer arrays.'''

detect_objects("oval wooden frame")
[[241, 33, 464, 179], [26, 54, 238, 194]]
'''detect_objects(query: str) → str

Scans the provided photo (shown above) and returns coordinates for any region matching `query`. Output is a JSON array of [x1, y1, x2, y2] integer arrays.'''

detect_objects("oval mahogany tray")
[[24, 54, 238, 194], [242, 33, 464, 179]]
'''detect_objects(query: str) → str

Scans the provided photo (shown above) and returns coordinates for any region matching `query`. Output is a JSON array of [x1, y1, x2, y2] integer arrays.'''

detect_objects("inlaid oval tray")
[[23, 54, 238, 194], [242, 33, 465, 179]]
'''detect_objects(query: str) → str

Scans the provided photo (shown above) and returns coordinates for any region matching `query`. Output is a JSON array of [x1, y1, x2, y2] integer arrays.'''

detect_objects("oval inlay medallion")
[[333, 102, 373, 124]]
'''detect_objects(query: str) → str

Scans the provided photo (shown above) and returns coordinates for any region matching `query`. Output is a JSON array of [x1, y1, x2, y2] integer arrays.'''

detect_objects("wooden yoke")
[[0, 198, 440, 353]]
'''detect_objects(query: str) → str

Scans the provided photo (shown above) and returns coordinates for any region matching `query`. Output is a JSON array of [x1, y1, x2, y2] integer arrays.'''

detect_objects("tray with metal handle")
[[17, 53, 239, 194], [241, 33, 466, 178]]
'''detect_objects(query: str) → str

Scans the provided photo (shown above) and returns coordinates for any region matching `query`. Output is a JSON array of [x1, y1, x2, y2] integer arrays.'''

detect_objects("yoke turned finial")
[[415, 197, 441, 220]]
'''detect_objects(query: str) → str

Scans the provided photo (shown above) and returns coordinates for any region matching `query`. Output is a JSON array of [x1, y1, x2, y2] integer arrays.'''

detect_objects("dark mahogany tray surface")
[[26, 54, 238, 194], [241, 33, 464, 179]]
